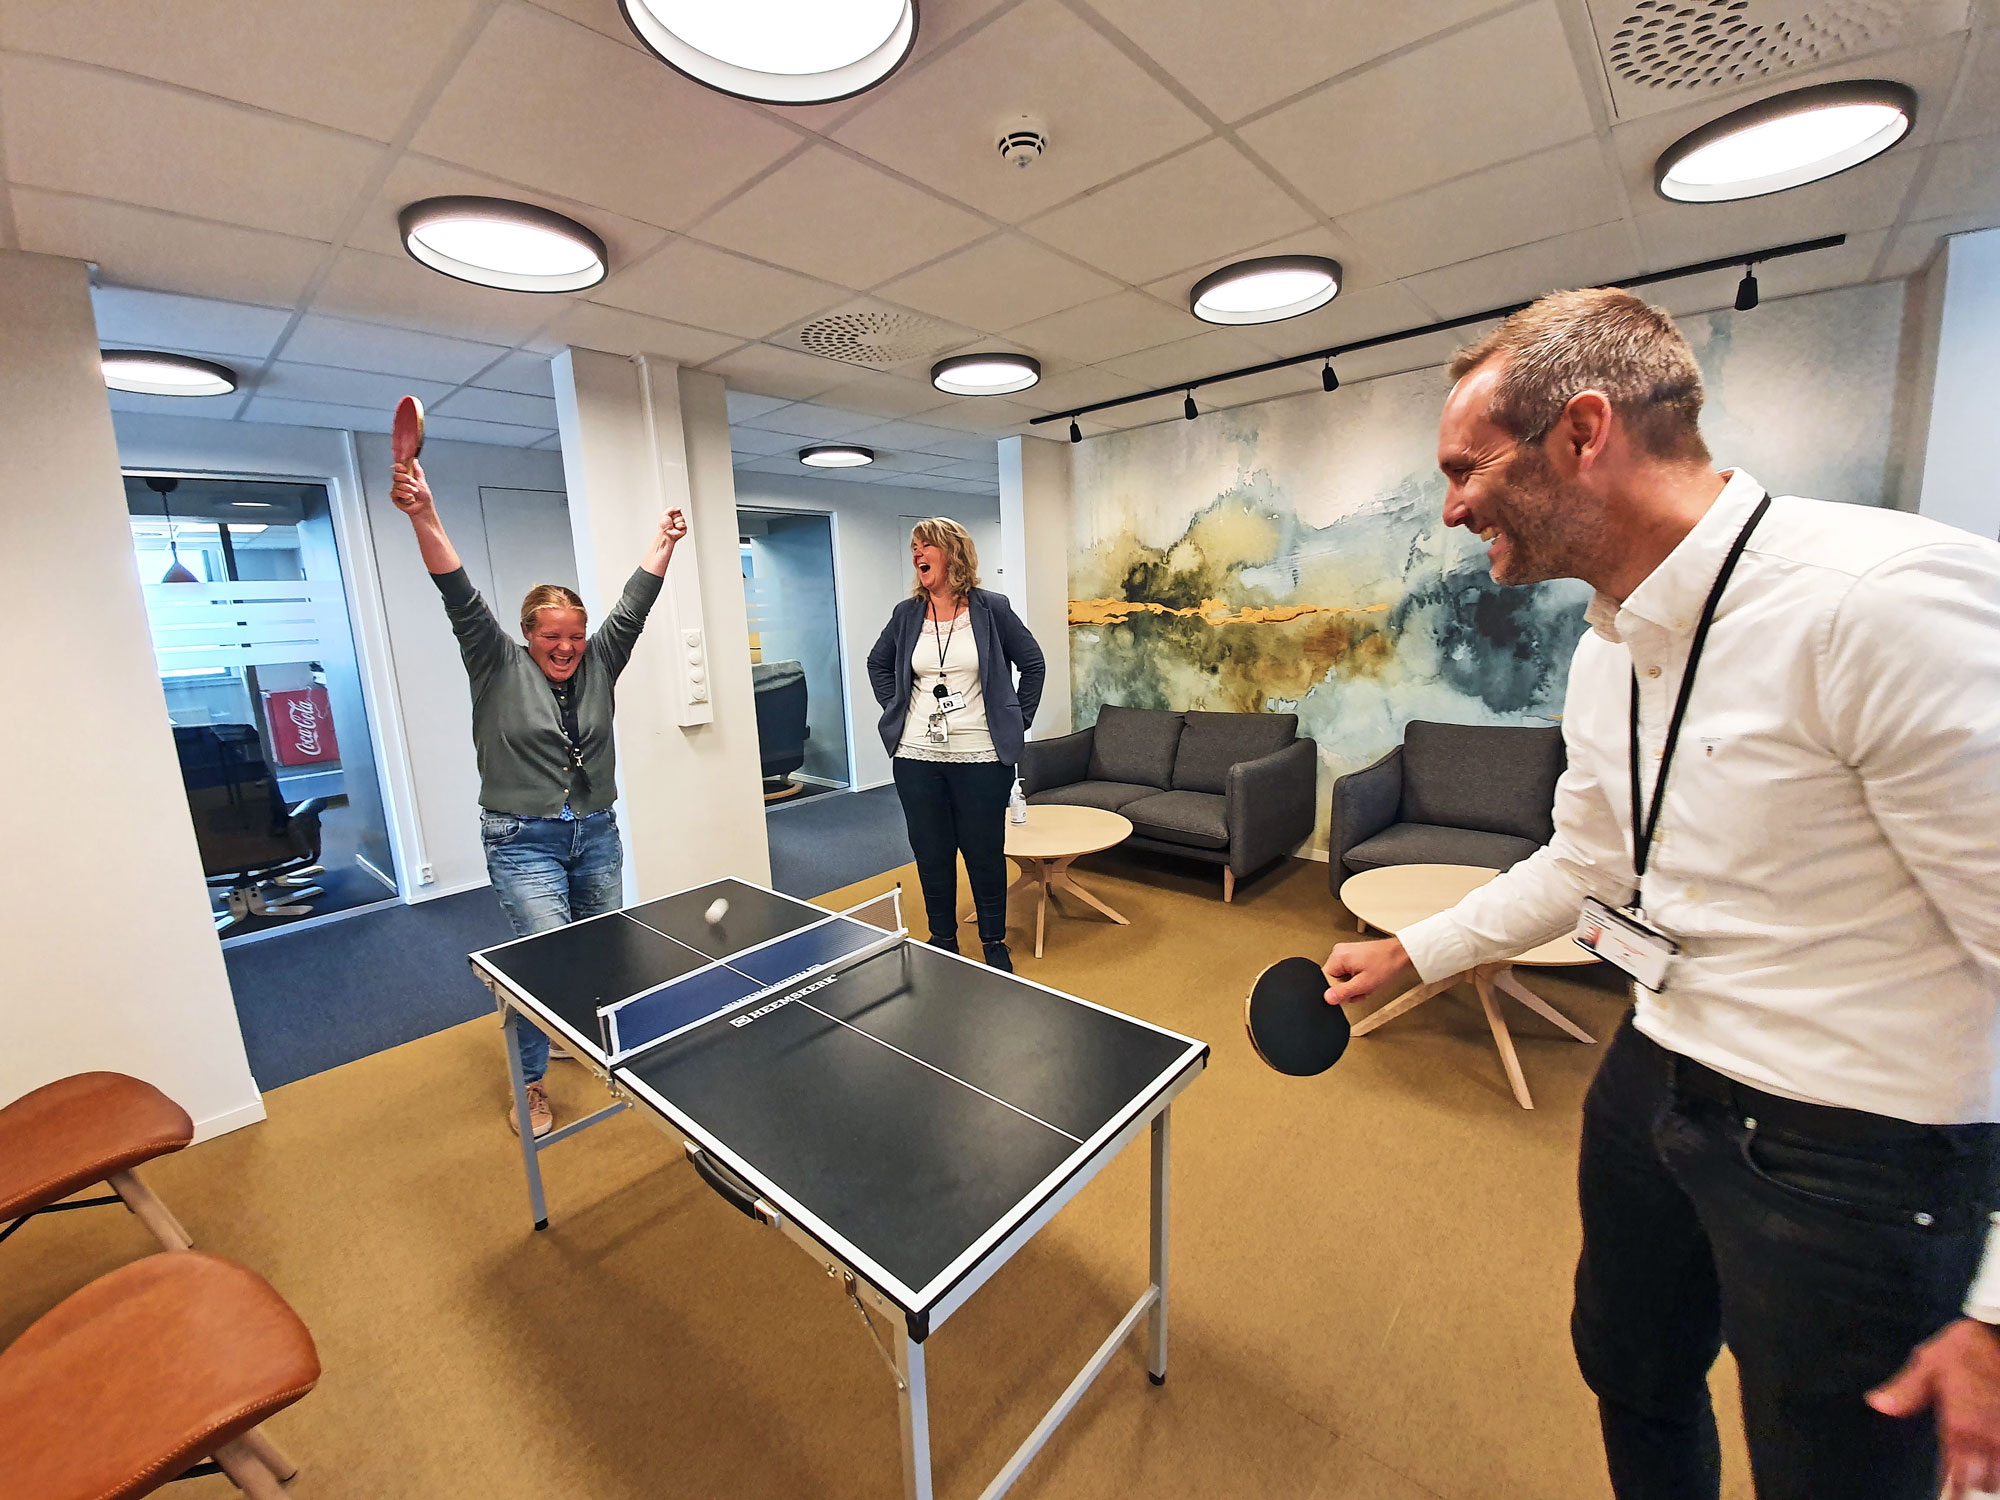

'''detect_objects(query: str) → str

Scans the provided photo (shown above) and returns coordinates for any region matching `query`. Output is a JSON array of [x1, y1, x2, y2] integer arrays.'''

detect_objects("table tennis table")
[[468, 876, 1208, 1500]]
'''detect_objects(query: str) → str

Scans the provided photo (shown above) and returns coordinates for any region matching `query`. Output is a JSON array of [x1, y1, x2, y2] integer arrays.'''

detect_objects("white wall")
[[0, 250, 262, 1137], [999, 435, 1074, 739], [1915, 227, 2000, 541], [727, 471, 1002, 789]]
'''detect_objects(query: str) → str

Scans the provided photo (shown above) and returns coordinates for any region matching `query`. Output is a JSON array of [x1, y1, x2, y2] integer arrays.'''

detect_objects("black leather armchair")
[[174, 724, 327, 934], [751, 660, 810, 798], [1328, 720, 1565, 891]]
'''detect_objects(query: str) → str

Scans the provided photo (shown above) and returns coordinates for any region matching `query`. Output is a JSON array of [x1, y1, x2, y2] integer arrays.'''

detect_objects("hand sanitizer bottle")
[[1008, 776, 1028, 825]]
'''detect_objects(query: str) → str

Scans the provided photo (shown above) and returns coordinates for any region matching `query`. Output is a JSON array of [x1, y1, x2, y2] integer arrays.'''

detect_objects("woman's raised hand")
[[642, 507, 688, 577], [661, 507, 688, 545], [391, 458, 436, 519]]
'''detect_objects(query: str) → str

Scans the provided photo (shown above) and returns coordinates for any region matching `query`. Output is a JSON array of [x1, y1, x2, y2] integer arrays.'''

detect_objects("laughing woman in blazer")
[[867, 518, 1045, 971]]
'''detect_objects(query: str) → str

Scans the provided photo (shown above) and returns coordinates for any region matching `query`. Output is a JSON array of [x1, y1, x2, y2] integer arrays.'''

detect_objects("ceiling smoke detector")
[[997, 120, 1048, 169]]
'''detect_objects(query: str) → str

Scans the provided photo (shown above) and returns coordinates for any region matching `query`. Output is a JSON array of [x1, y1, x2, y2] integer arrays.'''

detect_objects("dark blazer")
[[867, 588, 1046, 766]]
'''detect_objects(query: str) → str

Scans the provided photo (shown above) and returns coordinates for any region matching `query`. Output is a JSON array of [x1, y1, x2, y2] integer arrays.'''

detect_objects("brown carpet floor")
[[4, 851, 1754, 1499]]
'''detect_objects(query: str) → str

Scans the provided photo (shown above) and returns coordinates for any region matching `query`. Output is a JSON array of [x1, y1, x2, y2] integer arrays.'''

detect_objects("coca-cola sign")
[[264, 687, 340, 766]]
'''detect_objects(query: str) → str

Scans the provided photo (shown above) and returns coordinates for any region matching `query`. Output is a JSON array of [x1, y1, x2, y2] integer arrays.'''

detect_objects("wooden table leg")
[[1492, 965, 1596, 1043], [1048, 855, 1128, 927], [1349, 972, 1462, 1037], [1473, 966, 1534, 1109]]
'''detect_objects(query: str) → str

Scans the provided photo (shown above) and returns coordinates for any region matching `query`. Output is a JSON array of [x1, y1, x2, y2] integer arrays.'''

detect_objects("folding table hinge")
[[835, 1269, 904, 1390]]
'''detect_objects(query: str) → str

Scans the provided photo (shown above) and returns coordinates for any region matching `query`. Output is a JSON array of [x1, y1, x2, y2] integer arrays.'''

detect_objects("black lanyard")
[[551, 676, 585, 770], [1627, 493, 1769, 905], [929, 599, 960, 698]]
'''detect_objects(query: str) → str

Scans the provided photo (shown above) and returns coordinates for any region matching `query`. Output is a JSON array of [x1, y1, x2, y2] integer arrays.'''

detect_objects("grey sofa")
[[1021, 705, 1318, 901], [1329, 720, 1565, 892]]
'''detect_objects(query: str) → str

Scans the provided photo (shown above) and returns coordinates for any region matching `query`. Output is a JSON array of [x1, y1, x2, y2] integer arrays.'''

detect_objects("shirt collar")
[[1586, 469, 1764, 642]]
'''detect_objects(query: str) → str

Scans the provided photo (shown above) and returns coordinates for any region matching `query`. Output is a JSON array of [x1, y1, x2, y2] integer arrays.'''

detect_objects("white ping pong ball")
[[705, 898, 729, 925]]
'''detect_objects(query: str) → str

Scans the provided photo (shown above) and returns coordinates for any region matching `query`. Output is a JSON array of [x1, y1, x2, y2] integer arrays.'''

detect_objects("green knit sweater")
[[432, 566, 663, 817]]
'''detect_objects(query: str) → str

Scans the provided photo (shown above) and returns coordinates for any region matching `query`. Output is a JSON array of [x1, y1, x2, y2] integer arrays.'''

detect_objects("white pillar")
[[1914, 227, 2000, 541], [998, 435, 1074, 738], [0, 250, 262, 1136], [552, 348, 768, 899]]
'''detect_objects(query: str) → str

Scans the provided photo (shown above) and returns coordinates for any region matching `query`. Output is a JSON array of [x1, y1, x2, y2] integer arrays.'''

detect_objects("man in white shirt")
[[1322, 288, 2000, 1500]]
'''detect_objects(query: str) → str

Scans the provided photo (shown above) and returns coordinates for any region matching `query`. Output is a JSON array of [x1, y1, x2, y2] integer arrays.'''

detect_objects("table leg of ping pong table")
[[504, 1007, 550, 1231]]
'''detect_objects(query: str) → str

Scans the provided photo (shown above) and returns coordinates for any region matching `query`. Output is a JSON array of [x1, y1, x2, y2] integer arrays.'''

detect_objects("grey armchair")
[[1022, 705, 1319, 901], [1328, 719, 1565, 892]]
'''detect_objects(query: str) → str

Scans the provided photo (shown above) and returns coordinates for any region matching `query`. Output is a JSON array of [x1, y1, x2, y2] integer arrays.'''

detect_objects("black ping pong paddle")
[[392, 394, 426, 467], [1245, 956, 1351, 1076]]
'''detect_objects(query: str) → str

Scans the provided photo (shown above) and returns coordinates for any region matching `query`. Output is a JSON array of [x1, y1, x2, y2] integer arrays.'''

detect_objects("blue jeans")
[[482, 808, 623, 1083]]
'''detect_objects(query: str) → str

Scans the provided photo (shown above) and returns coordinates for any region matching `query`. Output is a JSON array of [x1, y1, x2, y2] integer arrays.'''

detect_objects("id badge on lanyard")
[[1572, 493, 1769, 992]]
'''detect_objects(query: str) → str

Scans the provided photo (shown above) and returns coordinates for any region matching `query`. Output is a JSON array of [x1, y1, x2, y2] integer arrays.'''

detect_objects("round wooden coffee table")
[[967, 804, 1133, 957], [1338, 863, 1597, 1110]]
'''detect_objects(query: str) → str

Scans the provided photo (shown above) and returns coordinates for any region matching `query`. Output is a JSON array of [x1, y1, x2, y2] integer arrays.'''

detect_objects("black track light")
[[1068, 417, 1081, 443], [1321, 358, 1339, 393], [1183, 389, 1198, 421], [1734, 263, 1760, 311]]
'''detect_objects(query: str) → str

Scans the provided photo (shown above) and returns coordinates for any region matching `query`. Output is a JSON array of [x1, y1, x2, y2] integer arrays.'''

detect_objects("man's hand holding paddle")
[[1322, 936, 1414, 1006]]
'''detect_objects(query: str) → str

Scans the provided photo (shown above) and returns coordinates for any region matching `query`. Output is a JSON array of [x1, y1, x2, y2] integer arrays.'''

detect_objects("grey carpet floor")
[[765, 784, 912, 898]]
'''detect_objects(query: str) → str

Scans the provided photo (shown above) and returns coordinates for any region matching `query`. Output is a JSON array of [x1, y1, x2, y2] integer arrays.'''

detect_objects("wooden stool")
[[0, 1073, 196, 1252], [0, 1251, 319, 1499]]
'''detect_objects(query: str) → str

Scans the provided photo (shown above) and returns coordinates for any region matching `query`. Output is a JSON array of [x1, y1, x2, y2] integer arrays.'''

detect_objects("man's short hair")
[[1450, 288, 1711, 463]]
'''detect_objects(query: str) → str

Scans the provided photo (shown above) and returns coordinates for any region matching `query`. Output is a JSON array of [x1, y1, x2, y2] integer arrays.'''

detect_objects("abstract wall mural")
[[1067, 281, 1909, 854]]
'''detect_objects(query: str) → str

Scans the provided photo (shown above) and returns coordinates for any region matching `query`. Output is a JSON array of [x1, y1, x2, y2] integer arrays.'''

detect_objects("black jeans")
[[1573, 1018, 1997, 1500], [890, 757, 1014, 947]]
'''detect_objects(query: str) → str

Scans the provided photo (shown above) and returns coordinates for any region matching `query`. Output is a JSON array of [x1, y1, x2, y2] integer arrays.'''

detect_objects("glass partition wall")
[[127, 473, 398, 941]]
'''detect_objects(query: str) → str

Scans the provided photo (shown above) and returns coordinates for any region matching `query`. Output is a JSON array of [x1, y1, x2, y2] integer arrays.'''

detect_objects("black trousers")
[[1574, 1018, 1997, 1500], [890, 757, 1014, 947]]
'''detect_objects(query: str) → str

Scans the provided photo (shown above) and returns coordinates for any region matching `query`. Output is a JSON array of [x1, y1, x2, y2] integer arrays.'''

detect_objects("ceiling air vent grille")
[[789, 309, 965, 367], [1586, 0, 1966, 120]]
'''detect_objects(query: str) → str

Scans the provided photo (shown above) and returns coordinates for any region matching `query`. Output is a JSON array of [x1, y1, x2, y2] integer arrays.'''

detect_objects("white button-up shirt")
[[1399, 469, 2000, 1125]]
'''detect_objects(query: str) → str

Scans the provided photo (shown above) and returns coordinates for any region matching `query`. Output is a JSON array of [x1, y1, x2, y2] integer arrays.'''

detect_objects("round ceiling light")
[[1190, 254, 1343, 325], [620, 0, 917, 104], [1656, 80, 1916, 203], [799, 445, 875, 468], [930, 352, 1040, 397], [399, 196, 607, 293], [101, 351, 237, 398]]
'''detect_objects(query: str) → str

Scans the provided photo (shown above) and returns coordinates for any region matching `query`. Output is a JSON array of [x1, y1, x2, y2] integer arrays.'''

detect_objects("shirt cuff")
[[1398, 911, 1477, 985], [1963, 1215, 2000, 1322], [431, 566, 476, 608]]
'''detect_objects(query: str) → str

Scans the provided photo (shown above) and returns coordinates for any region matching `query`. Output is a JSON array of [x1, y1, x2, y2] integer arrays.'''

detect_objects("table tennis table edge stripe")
[[906, 1041, 1208, 1314], [791, 997, 1085, 1145]]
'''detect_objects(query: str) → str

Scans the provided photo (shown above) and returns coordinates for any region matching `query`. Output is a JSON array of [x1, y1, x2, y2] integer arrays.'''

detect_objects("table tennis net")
[[599, 890, 905, 1064]]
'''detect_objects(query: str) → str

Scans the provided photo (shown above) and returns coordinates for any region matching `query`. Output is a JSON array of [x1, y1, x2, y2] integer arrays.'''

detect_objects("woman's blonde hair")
[[520, 583, 586, 637], [909, 517, 981, 602]]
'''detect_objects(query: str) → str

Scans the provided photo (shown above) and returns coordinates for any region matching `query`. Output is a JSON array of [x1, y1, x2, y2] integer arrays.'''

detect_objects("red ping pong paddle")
[[392, 395, 426, 467], [1245, 957, 1352, 1076]]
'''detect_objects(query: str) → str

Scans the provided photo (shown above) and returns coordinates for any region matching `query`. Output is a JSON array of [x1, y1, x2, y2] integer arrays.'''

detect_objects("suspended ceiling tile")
[[472, 350, 558, 397], [1632, 149, 1924, 267], [92, 286, 294, 360], [1940, 25, 2000, 141], [1022, 365, 1150, 416], [842, 417, 974, 451], [1086, 0, 1501, 123], [592, 237, 847, 339], [1238, 3, 1593, 217], [0, 0, 485, 142], [933, 458, 1000, 481], [877, 233, 1121, 335], [1403, 221, 1643, 320], [537, 302, 743, 363], [108, 388, 241, 420], [691, 146, 989, 288], [1643, 230, 1893, 318], [432, 386, 560, 426], [735, 403, 887, 440], [251, 363, 454, 411], [0, 54, 383, 240], [412, 1, 803, 231], [1207, 279, 1440, 365], [725, 390, 792, 423], [12, 191, 329, 307], [311, 248, 566, 345], [908, 395, 1038, 432], [726, 426, 805, 457], [418, 413, 554, 447], [1002, 289, 1196, 365], [520, 0, 646, 51], [700, 342, 853, 402], [241, 395, 395, 433], [1097, 326, 1291, 389], [1143, 224, 1392, 315], [281, 313, 513, 383], [1911, 132, 2000, 221], [809, 368, 958, 421], [1337, 139, 1626, 280], [831, 0, 1210, 224], [865, 450, 960, 474], [345, 153, 670, 274], [1880, 213, 2000, 279], [1202, 362, 1330, 412], [1023, 138, 1316, 286]]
